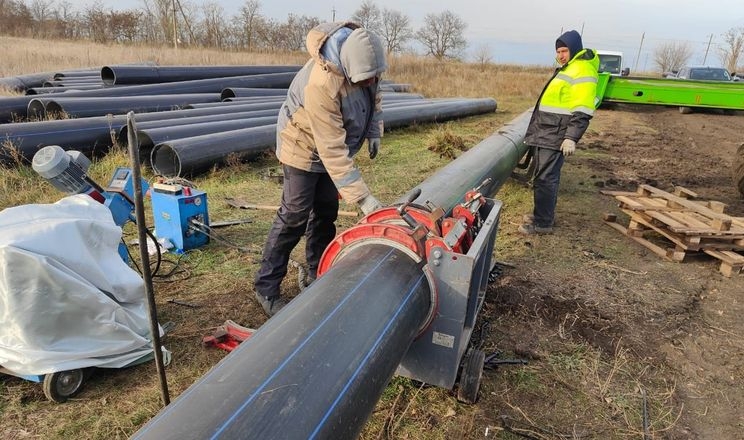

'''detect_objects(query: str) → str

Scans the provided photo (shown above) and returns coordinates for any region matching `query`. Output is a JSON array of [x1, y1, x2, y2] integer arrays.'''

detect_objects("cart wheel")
[[457, 349, 485, 404], [43, 369, 85, 403]]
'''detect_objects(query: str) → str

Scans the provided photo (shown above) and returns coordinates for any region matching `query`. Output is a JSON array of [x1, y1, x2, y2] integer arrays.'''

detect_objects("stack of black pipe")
[[0, 63, 497, 177]]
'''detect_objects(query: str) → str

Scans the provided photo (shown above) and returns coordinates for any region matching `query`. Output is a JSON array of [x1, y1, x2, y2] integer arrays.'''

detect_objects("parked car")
[[669, 66, 736, 113], [672, 66, 733, 81]]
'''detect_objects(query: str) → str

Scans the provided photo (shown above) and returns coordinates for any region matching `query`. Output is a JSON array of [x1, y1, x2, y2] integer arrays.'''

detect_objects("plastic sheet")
[[0, 195, 158, 375]]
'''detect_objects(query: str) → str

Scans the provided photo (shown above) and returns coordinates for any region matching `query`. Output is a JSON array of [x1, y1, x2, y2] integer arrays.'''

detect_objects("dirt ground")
[[473, 105, 744, 439]]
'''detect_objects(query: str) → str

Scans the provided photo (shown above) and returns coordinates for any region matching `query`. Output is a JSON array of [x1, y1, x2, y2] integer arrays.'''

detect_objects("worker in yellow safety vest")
[[519, 29, 599, 235]]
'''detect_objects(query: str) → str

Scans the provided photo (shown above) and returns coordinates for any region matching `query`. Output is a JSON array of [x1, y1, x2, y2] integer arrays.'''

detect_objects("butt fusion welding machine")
[[318, 180, 500, 403], [32, 145, 209, 255]]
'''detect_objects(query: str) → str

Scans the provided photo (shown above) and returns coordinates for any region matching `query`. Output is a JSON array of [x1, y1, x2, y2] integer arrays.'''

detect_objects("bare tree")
[[237, 0, 263, 51], [473, 43, 493, 65], [30, 0, 53, 22], [416, 10, 467, 60], [380, 8, 412, 54], [718, 27, 744, 74], [351, 0, 381, 34], [200, 1, 226, 48], [653, 41, 693, 73]]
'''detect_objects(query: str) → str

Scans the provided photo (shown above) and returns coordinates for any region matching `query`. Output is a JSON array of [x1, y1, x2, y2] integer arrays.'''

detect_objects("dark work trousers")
[[254, 164, 339, 299], [532, 146, 564, 228]]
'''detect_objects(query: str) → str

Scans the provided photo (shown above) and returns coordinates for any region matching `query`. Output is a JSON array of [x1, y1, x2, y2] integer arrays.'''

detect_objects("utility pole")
[[633, 32, 645, 73], [172, 0, 178, 49], [703, 34, 713, 65], [332, 6, 336, 22]]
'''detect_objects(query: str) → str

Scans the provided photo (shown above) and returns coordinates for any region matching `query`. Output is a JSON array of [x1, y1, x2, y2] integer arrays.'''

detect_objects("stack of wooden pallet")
[[601, 184, 744, 276]]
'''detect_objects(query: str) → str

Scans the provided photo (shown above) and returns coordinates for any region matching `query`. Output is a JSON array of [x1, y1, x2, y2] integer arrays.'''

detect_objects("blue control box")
[[150, 184, 209, 253]]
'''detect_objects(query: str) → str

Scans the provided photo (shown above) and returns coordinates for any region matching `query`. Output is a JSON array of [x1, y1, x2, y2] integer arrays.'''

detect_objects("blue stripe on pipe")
[[208, 248, 396, 439], [309, 274, 426, 439]]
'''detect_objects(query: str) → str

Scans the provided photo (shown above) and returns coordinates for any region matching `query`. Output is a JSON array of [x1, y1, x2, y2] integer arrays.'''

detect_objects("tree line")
[[0, 0, 469, 59], [652, 28, 744, 75]]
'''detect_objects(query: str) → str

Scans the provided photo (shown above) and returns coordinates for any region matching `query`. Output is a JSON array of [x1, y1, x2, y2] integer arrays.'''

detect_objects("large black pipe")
[[119, 108, 280, 142], [150, 125, 276, 176], [24, 72, 297, 99], [5, 71, 289, 122], [43, 78, 103, 87], [26, 85, 105, 95], [384, 98, 497, 130], [31, 93, 221, 119], [133, 110, 532, 439], [102, 65, 302, 85], [137, 116, 277, 153], [0, 72, 55, 92], [0, 96, 39, 123], [0, 103, 281, 165], [220, 87, 290, 100], [150, 98, 496, 177]]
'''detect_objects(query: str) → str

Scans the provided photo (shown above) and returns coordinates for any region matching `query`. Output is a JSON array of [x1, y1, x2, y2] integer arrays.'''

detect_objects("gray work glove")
[[358, 194, 383, 215], [560, 139, 576, 156], [368, 137, 381, 159]]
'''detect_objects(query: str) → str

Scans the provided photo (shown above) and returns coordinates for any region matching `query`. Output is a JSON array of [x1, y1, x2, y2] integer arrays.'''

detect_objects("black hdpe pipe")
[[220, 87, 289, 100], [118, 108, 279, 142], [3, 69, 287, 121], [0, 103, 281, 165], [220, 96, 287, 103], [132, 110, 532, 439], [0, 95, 41, 122], [384, 98, 497, 130], [102, 65, 302, 85], [26, 85, 105, 95], [137, 116, 277, 152], [150, 124, 276, 176], [379, 83, 412, 93], [149, 97, 496, 177], [0, 72, 55, 92], [64, 72, 297, 97], [43, 78, 103, 87], [32, 93, 221, 119]]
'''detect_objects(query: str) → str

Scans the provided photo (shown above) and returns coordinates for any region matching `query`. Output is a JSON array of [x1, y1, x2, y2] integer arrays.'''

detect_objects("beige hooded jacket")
[[276, 21, 387, 203]]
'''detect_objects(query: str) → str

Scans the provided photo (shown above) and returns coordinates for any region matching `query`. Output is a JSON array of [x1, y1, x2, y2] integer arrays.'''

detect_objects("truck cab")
[[596, 50, 629, 76]]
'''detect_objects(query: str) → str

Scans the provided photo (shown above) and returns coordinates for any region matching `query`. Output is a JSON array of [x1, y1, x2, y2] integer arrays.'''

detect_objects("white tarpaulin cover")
[[0, 195, 157, 375]]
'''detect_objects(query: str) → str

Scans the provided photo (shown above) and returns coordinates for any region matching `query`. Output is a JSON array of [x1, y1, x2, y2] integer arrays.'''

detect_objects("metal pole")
[[634, 32, 645, 73], [126, 111, 170, 406], [172, 0, 178, 50], [703, 34, 713, 65]]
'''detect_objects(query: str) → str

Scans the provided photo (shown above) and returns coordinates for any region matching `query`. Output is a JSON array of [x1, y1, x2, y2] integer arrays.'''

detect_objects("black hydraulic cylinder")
[[150, 124, 276, 176], [132, 111, 533, 439], [31, 93, 221, 119], [101, 65, 302, 85]]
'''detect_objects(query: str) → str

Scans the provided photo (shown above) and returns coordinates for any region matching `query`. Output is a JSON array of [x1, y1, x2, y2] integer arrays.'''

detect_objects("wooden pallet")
[[602, 185, 744, 277]]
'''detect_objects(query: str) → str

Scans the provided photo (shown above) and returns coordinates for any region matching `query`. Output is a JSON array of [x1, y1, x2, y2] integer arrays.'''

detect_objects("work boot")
[[254, 291, 287, 317], [522, 214, 556, 226], [518, 223, 554, 235]]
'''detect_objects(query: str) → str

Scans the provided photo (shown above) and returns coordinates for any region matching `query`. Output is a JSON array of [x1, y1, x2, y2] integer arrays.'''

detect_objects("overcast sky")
[[98, 0, 744, 69]]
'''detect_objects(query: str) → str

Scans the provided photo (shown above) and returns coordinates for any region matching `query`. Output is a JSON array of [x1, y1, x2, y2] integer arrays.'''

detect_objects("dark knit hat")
[[555, 30, 583, 58]]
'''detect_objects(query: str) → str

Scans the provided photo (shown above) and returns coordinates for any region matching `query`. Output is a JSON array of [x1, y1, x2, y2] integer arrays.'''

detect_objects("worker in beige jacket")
[[254, 21, 387, 317]]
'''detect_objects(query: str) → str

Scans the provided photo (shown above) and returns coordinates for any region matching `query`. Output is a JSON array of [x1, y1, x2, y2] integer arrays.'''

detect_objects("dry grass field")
[[1, 36, 743, 440]]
